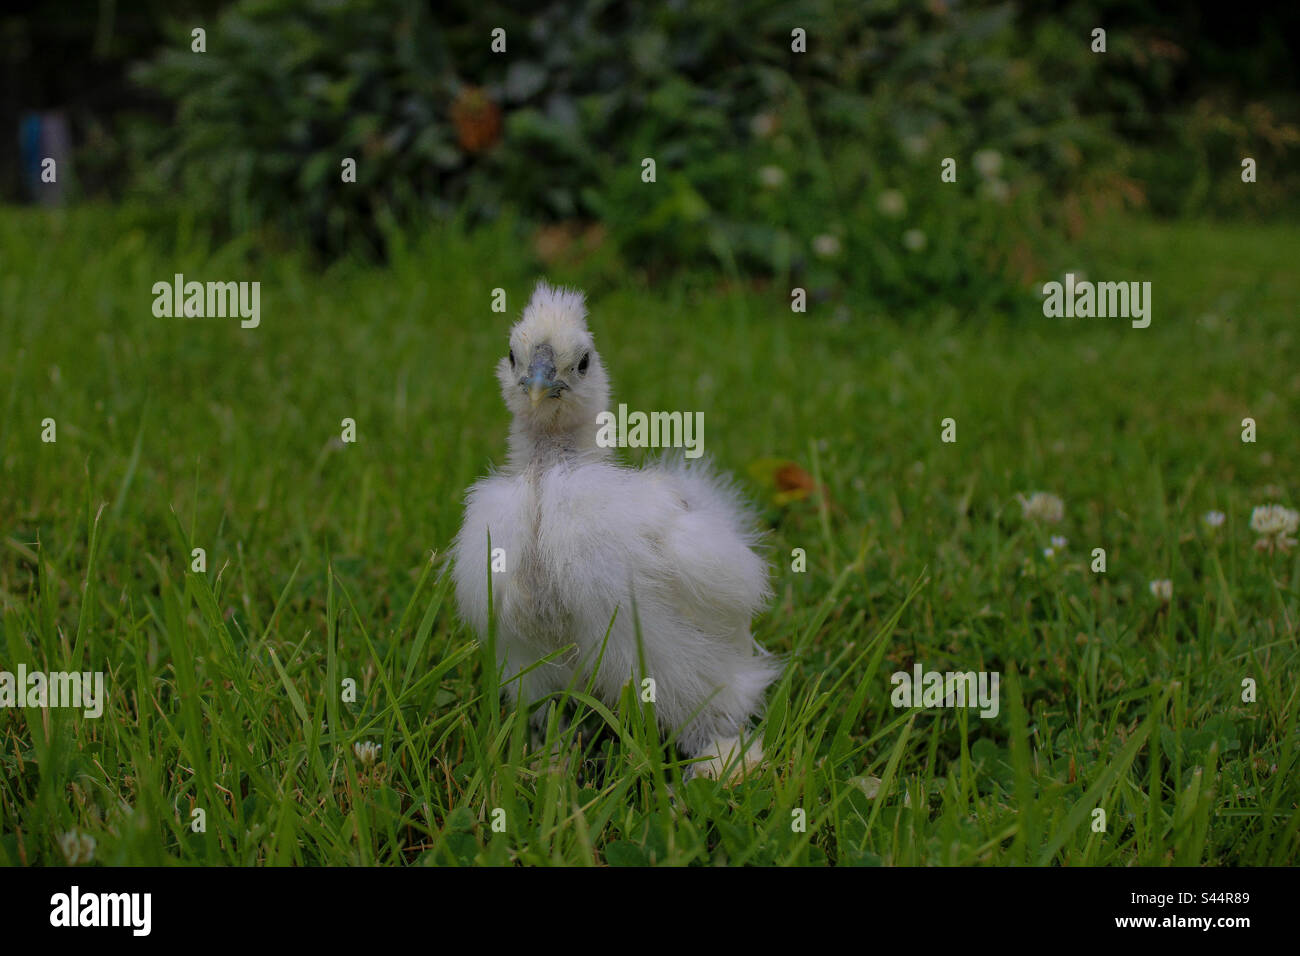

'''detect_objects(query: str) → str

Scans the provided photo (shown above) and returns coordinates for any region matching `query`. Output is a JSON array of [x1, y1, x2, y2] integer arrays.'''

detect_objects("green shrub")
[[133, 0, 1125, 308]]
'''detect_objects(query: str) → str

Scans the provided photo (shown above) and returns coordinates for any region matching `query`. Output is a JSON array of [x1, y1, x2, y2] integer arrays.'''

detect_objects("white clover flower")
[[973, 149, 1003, 178], [1050, 535, 1068, 549], [353, 740, 380, 767], [750, 113, 778, 138], [902, 229, 927, 252], [1250, 503, 1299, 551], [59, 831, 95, 865], [812, 234, 842, 258], [758, 165, 786, 188], [876, 189, 906, 219], [1250, 503, 1297, 536], [1203, 510, 1226, 528], [1019, 492, 1064, 523], [1149, 579, 1173, 603]]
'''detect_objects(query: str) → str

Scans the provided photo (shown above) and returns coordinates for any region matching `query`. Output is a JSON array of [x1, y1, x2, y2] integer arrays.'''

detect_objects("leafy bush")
[[1021, 8, 1300, 220], [133, 0, 1128, 307]]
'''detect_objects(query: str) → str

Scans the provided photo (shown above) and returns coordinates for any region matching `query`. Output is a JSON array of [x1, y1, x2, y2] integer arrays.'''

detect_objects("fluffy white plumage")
[[451, 281, 779, 777]]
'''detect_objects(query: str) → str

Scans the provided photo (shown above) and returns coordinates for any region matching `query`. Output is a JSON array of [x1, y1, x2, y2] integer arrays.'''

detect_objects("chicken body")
[[452, 283, 779, 773]]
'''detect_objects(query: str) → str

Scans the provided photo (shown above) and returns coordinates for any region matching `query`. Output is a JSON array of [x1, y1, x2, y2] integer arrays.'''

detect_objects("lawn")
[[1, 206, 1297, 865]]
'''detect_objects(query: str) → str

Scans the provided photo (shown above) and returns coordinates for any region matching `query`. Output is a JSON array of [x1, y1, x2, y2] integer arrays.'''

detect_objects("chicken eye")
[[509, 349, 516, 368], [578, 352, 590, 374]]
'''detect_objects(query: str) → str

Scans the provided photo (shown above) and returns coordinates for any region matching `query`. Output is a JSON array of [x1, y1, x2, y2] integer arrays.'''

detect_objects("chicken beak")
[[528, 379, 553, 406], [524, 352, 560, 407]]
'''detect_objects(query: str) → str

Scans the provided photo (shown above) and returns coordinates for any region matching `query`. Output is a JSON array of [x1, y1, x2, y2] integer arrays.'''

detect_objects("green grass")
[[1, 205, 1297, 866]]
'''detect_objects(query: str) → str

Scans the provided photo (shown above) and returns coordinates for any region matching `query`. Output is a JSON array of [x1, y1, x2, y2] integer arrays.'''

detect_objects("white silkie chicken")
[[451, 282, 779, 780]]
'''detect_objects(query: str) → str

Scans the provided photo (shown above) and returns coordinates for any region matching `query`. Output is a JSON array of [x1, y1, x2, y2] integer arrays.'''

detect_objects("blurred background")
[[3, 0, 1297, 311]]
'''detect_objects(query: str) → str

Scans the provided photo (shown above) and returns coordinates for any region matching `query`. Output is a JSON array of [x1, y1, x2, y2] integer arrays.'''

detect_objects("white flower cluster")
[[812, 234, 842, 258], [758, 165, 786, 189], [1019, 492, 1064, 523], [1149, 579, 1173, 603], [1250, 503, 1299, 552], [973, 149, 1010, 202], [59, 830, 96, 865]]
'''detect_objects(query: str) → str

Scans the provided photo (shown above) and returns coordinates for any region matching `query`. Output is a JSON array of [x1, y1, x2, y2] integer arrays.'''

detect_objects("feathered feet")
[[690, 735, 765, 785]]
